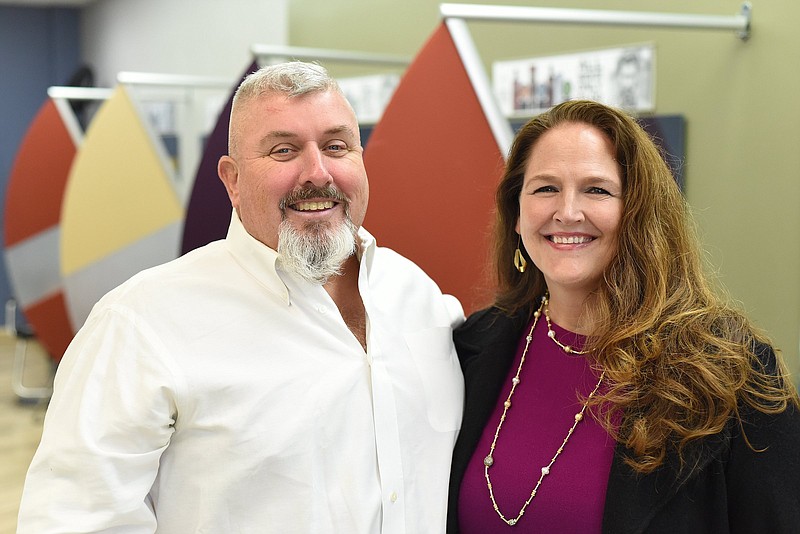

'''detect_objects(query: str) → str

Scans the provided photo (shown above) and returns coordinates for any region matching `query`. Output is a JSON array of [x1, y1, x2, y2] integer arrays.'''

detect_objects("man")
[[18, 62, 464, 533]]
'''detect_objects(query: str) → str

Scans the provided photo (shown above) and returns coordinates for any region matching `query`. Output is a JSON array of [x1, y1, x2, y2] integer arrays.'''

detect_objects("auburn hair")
[[492, 100, 799, 473]]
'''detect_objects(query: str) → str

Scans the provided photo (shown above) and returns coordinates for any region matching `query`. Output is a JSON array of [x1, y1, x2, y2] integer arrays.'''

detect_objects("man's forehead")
[[244, 90, 352, 119], [246, 89, 343, 110]]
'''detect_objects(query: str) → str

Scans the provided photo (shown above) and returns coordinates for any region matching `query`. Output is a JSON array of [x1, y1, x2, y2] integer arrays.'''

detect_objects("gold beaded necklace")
[[544, 302, 590, 355], [483, 295, 605, 527]]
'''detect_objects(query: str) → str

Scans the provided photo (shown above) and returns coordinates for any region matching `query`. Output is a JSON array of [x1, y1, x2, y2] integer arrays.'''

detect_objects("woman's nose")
[[554, 191, 585, 224]]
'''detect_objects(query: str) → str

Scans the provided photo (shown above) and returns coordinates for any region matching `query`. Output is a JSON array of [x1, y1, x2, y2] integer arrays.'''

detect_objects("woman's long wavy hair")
[[493, 100, 799, 474]]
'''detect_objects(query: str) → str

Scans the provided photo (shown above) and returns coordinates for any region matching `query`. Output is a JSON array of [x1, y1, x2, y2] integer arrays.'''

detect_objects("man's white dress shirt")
[[18, 213, 465, 533]]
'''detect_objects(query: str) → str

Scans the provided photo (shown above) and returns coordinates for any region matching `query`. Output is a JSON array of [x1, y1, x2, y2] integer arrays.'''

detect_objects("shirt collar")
[[224, 210, 378, 305], [225, 211, 289, 304]]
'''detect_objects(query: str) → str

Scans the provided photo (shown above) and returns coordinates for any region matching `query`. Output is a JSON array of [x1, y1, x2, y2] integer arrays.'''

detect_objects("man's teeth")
[[294, 200, 334, 211], [551, 235, 592, 244]]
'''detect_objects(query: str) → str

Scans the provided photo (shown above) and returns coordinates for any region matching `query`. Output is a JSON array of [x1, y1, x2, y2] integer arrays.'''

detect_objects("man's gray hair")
[[228, 61, 344, 157], [233, 61, 340, 105]]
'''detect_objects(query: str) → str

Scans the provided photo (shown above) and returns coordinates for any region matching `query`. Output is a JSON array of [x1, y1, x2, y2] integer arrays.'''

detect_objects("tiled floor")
[[0, 333, 51, 533]]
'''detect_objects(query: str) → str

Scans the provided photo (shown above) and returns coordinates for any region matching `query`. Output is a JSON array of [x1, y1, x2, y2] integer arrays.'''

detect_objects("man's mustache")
[[279, 185, 348, 211]]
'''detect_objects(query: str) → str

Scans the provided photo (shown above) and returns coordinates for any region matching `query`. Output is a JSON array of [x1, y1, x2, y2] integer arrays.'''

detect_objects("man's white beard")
[[277, 217, 358, 285]]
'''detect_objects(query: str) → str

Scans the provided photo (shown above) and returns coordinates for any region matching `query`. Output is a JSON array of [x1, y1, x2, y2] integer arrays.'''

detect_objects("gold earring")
[[514, 236, 527, 273]]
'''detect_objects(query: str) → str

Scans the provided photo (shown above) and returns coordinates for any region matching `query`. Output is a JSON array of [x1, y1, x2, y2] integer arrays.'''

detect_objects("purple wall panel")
[[181, 62, 259, 254]]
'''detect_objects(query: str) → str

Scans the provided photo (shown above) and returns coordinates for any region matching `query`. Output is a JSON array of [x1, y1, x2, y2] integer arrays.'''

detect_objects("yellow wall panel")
[[61, 85, 183, 276]]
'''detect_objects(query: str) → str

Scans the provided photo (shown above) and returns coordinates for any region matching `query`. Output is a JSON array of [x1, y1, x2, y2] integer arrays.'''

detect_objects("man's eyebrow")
[[260, 125, 356, 141], [263, 130, 297, 140], [326, 125, 357, 137]]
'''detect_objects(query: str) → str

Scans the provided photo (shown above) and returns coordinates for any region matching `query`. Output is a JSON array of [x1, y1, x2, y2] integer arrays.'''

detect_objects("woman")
[[447, 100, 800, 533]]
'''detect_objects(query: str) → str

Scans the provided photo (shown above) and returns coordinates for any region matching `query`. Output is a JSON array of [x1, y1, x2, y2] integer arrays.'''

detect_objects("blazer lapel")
[[448, 308, 529, 527], [456, 308, 528, 465]]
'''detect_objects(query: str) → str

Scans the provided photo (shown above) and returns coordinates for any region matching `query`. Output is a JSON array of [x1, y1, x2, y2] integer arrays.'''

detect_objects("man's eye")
[[325, 143, 348, 155], [269, 147, 295, 159]]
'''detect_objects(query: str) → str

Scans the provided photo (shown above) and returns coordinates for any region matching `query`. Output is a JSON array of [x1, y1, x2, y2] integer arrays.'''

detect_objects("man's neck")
[[324, 255, 367, 350]]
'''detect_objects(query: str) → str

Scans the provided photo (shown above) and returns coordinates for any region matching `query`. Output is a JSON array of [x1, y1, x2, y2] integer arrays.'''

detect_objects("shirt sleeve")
[[442, 294, 465, 329], [17, 304, 179, 533]]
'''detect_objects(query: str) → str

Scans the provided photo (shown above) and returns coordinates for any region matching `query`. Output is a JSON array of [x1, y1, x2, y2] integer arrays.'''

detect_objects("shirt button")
[[390, 492, 398, 503], [317, 305, 327, 314]]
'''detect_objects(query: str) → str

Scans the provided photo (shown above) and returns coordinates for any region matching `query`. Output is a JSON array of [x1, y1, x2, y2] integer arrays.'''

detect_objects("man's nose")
[[300, 146, 332, 187]]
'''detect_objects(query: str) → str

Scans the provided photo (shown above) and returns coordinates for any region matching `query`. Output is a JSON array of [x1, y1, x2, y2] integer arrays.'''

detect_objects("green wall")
[[290, 0, 800, 384]]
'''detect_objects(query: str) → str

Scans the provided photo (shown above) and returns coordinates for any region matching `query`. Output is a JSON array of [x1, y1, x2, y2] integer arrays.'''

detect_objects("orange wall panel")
[[364, 23, 505, 313]]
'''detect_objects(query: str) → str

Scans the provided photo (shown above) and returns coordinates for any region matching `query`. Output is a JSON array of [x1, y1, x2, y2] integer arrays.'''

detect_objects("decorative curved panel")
[[181, 62, 258, 254], [60, 85, 183, 330], [363, 22, 505, 313], [4, 99, 77, 361]]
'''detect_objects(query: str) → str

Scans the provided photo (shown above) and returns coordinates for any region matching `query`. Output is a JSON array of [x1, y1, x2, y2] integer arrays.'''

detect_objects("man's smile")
[[291, 200, 336, 211]]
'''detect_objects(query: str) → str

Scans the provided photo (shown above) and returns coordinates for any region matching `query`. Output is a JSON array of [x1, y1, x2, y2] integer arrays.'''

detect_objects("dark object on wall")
[[510, 114, 686, 190], [65, 64, 96, 130]]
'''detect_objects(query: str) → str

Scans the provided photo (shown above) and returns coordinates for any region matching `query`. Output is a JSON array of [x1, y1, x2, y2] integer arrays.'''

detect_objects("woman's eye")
[[587, 186, 612, 195], [533, 185, 557, 194]]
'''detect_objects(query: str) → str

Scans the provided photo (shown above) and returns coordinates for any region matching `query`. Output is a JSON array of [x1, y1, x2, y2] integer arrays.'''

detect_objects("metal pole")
[[47, 86, 114, 100], [446, 17, 514, 157], [251, 44, 411, 66], [116, 72, 232, 88], [440, 2, 752, 41]]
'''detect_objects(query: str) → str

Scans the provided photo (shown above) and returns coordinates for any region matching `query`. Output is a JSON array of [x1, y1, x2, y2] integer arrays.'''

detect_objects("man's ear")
[[218, 155, 240, 208]]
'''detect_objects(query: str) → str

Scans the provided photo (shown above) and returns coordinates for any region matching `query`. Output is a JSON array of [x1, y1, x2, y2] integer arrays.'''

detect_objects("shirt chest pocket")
[[405, 326, 465, 432]]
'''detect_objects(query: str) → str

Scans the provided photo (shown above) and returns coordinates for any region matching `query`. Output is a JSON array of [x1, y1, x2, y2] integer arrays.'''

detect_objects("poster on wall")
[[492, 43, 655, 117], [338, 73, 400, 125]]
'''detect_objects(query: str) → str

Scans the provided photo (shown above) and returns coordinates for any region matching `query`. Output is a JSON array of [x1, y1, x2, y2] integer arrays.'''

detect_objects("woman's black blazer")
[[448, 306, 800, 533]]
